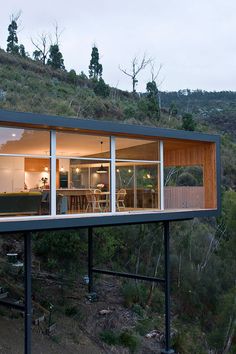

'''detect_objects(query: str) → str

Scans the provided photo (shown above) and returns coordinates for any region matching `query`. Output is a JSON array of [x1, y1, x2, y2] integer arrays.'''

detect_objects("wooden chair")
[[116, 189, 127, 211], [86, 190, 107, 212]]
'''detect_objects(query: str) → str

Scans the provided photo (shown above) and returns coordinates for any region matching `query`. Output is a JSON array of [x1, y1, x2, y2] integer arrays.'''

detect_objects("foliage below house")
[[0, 49, 236, 353]]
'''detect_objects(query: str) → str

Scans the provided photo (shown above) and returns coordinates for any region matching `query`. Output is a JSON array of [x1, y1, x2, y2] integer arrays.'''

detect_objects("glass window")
[[164, 165, 204, 209], [56, 158, 110, 215], [0, 156, 50, 217], [116, 137, 159, 161], [56, 132, 110, 158], [116, 162, 160, 211], [0, 127, 50, 155]]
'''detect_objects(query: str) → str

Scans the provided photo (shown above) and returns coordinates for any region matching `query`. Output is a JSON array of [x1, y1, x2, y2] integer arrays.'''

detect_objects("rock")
[[98, 309, 113, 315]]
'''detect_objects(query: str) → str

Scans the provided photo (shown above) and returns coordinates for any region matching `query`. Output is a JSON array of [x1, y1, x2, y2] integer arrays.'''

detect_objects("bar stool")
[[70, 195, 79, 211]]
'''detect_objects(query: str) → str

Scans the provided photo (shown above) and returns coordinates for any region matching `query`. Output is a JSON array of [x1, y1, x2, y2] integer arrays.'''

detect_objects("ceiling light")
[[44, 167, 49, 172], [12, 133, 16, 137], [96, 141, 107, 174], [96, 164, 107, 174]]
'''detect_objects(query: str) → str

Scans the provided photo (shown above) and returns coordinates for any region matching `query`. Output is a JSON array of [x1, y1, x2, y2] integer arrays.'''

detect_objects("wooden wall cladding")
[[25, 158, 59, 172], [164, 141, 217, 209]]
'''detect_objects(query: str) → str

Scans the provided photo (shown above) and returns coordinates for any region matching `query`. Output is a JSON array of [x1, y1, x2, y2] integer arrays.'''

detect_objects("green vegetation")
[[89, 46, 103, 80], [181, 112, 196, 131], [47, 44, 65, 70], [0, 46, 235, 352], [100, 329, 140, 353]]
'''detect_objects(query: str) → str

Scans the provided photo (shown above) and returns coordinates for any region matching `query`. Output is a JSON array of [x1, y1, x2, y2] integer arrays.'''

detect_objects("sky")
[[0, 0, 236, 92]]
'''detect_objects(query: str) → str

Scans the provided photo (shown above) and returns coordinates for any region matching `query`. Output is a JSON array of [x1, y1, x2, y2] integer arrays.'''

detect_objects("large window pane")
[[0, 156, 50, 217], [56, 132, 110, 158], [56, 158, 110, 214], [116, 162, 160, 211], [0, 127, 50, 155], [116, 137, 159, 161], [164, 165, 204, 209]]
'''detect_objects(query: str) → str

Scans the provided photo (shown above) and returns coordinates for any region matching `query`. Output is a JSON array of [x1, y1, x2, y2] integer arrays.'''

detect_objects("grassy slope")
[[1, 49, 236, 190], [0, 50, 236, 353]]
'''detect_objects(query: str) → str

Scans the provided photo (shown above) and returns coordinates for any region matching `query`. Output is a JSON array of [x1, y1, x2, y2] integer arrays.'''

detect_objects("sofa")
[[0, 192, 42, 216]]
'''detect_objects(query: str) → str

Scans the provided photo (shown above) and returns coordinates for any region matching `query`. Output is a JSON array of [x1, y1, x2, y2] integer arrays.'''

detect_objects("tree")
[[19, 44, 26, 57], [6, 13, 21, 54], [169, 102, 178, 117], [67, 69, 77, 85], [145, 61, 164, 119], [89, 46, 103, 80], [47, 44, 65, 70], [177, 172, 197, 186], [94, 77, 110, 98], [32, 33, 50, 64], [119, 54, 151, 93], [146, 80, 160, 119], [181, 113, 196, 131]]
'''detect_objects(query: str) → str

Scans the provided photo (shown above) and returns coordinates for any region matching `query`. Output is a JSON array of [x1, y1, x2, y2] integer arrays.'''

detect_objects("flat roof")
[[0, 109, 220, 143]]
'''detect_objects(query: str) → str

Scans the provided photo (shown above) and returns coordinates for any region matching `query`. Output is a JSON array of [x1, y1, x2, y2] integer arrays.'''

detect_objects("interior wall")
[[0, 156, 25, 193], [25, 171, 50, 190]]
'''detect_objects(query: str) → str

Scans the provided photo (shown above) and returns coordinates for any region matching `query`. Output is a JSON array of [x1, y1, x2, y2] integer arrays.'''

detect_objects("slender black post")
[[24, 232, 32, 354], [88, 227, 93, 293], [161, 221, 174, 354]]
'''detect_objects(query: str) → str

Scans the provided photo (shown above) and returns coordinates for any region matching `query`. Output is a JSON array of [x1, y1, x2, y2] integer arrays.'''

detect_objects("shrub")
[[122, 282, 148, 308], [100, 329, 140, 353], [65, 306, 78, 317], [119, 330, 140, 353], [99, 330, 119, 345]]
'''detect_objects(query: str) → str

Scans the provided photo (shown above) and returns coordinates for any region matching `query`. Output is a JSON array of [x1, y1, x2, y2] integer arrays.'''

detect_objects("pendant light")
[[96, 141, 107, 174]]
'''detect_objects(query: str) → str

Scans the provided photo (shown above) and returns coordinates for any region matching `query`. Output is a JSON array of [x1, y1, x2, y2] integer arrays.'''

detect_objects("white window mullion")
[[50, 130, 57, 216], [160, 140, 164, 210], [110, 136, 116, 213]]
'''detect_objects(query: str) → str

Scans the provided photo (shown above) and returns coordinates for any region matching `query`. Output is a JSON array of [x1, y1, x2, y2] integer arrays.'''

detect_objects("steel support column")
[[24, 232, 32, 354], [88, 227, 93, 293], [161, 221, 174, 354]]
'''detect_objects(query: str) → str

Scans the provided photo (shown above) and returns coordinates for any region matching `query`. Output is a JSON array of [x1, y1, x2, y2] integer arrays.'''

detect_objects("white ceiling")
[[0, 127, 156, 157]]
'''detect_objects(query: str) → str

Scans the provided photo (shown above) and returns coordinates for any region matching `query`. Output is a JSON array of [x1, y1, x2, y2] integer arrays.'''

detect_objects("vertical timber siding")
[[164, 142, 217, 209]]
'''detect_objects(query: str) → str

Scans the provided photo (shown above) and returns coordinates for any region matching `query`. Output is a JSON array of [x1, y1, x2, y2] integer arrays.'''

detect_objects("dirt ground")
[[0, 276, 163, 354], [0, 316, 106, 354], [0, 234, 163, 354]]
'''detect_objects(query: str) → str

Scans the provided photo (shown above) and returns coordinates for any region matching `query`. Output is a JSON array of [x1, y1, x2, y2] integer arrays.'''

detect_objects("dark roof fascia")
[[0, 109, 220, 143], [0, 209, 220, 234]]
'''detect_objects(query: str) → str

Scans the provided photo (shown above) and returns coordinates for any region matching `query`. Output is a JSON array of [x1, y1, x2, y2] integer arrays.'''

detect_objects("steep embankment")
[[1, 49, 236, 189], [0, 50, 236, 354]]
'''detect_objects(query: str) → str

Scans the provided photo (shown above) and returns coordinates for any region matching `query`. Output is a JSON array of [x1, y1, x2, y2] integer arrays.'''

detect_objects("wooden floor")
[[65, 207, 205, 214]]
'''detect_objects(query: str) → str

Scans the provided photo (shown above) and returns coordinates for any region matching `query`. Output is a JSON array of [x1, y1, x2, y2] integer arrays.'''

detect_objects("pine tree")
[[94, 78, 110, 98], [47, 44, 65, 70], [145, 80, 160, 119], [6, 19, 19, 54], [181, 113, 196, 131], [89, 46, 103, 80], [19, 44, 26, 58]]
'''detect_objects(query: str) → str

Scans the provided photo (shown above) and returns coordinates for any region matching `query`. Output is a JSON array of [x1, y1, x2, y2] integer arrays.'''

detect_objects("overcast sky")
[[1, 1, 235, 92]]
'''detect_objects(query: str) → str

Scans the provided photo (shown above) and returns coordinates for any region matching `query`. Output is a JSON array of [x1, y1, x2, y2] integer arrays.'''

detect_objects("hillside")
[[160, 90, 236, 140], [0, 50, 236, 354]]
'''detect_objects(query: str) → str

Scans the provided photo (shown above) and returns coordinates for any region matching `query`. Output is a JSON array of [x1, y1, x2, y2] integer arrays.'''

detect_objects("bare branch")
[[52, 21, 64, 45], [118, 65, 133, 78], [31, 32, 50, 65], [150, 61, 163, 82], [9, 11, 23, 33], [119, 53, 152, 92]]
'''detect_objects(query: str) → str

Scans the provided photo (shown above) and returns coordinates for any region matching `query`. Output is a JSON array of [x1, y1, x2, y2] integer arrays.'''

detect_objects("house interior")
[[0, 126, 217, 217]]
